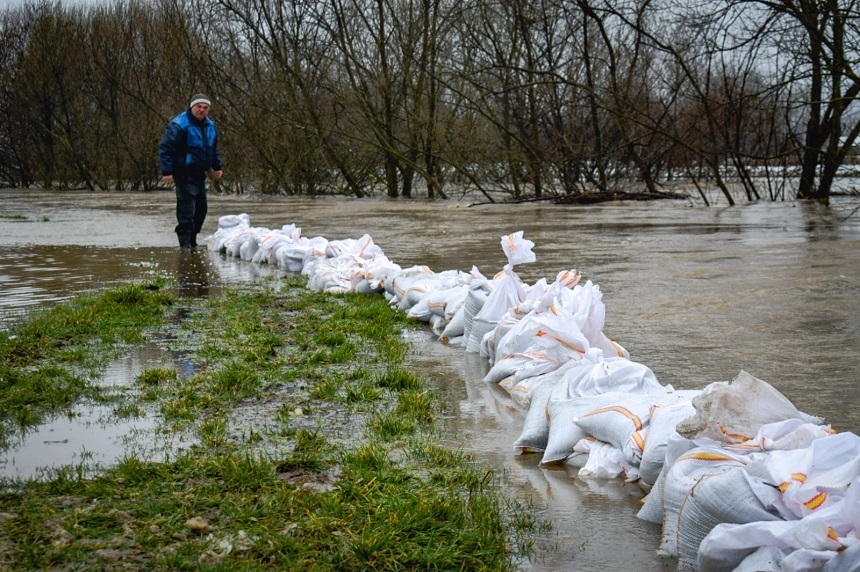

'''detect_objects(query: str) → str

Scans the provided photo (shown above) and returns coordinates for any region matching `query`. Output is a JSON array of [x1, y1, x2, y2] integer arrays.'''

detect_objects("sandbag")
[[743, 431, 860, 521], [731, 546, 787, 572], [483, 346, 578, 386], [507, 359, 580, 408], [550, 349, 665, 401], [823, 542, 860, 572], [576, 439, 629, 479], [698, 519, 844, 572], [672, 467, 782, 570], [638, 400, 698, 486], [462, 287, 488, 346], [440, 306, 465, 340], [638, 463, 669, 525], [677, 370, 822, 444], [658, 447, 747, 559], [512, 371, 568, 454], [541, 391, 630, 465], [217, 213, 250, 229], [467, 232, 535, 353]]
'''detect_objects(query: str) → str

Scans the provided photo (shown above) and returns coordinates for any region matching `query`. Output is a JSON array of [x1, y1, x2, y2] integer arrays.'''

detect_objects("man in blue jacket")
[[159, 94, 223, 249]]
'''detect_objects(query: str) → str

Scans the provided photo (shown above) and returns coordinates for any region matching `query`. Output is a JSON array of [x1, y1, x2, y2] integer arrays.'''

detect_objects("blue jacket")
[[159, 109, 222, 179]]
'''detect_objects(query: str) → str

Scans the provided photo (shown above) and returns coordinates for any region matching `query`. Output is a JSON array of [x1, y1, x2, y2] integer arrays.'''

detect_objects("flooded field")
[[2, 188, 860, 570]]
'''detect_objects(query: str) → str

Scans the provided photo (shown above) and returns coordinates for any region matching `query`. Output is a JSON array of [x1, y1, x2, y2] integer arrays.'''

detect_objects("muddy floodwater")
[[2, 188, 860, 570]]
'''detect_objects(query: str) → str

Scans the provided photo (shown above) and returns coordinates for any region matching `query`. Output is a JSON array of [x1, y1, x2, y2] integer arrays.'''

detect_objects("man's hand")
[[214, 170, 223, 180], [163, 175, 174, 185]]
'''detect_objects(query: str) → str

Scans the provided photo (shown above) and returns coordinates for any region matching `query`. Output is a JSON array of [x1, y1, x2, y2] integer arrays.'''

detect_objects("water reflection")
[[174, 249, 212, 298], [0, 343, 194, 481]]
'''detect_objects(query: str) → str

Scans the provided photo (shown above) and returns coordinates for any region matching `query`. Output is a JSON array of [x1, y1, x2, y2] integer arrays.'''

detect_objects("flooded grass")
[[0, 274, 546, 570], [0, 279, 176, 447]]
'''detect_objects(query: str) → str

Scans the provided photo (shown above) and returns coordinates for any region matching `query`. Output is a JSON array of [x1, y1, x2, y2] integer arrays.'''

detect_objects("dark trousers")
[[175, 177, 207, 246]]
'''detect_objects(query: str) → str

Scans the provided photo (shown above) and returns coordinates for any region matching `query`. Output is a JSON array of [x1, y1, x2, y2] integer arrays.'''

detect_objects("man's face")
[[191, 103, 210, 121]]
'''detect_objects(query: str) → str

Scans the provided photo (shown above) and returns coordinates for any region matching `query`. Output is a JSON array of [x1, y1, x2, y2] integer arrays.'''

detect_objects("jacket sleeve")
[[212, 130, 223, 172], [159, 122, 183, 176]]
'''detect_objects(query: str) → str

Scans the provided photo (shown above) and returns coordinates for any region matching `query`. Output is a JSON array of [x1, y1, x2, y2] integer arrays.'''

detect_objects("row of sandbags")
[[206, 215, 859, 572]]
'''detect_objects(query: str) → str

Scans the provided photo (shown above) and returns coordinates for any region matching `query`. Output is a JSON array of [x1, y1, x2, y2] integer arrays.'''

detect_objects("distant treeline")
[[0, 0, 857, 203]]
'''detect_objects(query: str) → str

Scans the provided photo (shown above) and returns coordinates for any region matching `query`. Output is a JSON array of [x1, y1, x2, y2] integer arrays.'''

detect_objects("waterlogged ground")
[[3, 188, 860, 570], [1, 277, 535, 571]]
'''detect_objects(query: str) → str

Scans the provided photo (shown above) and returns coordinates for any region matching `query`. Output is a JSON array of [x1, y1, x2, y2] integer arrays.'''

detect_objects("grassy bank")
[[0, 275, 545, 571]]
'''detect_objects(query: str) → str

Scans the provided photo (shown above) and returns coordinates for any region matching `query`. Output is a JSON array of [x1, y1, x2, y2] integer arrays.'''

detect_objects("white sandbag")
[[722, 418, 834, 455], [424, 284, 468, 318], [742, 431, 860, 521], [407, 296, 435, 322], [401, 271, 463, 315], [781, 549, 841, 572], [467, 315, 500, 354], [577, 439, 628, 479], [658, 446, 748, 559], [429, 314, 446, 336], [253, 227, 301, 264], [397, 278, 440, 312], [576, 390, 697, 466], [274, 236, 325, 272], [677, 370, 822, 444], [535, 349, 657, 405], [388, 265, 435, 305], [399, 272, 461, 313], [440, 306, 465, 340], [355, 277, 384, 294], [672, 466, 783, 570], [698, 519, 844, 572], [823, 542, 860, 572], [481, 316, 518, 362], [462, 286, 488, 345], [575, 394, 655, 458], [363, 253, 401, 292], [512, 371, 567, 454], [507, 360, 580, 408], [639, 400, 698, 486], [300, 237, 330, 272], [638, 462, 669, 524], [239, 232, 263, 261], [324, 234, 382, 260], [217, 213, 250, 229], [554, 280, 629, 358], [540, 391, 630, 465], [567, 348, 664, 396], [445, 335, 465, 347], [483, 346, 576, 386], [467, 233, 534, 353], [500, 230, 537, 265], [306, 256, 366, 293], [225, 231, 251, 258], [730, 546, 787, 572]]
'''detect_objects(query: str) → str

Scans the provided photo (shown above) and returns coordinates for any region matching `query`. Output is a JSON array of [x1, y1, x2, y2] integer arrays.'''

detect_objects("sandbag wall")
[[207, 215, 860, 572]]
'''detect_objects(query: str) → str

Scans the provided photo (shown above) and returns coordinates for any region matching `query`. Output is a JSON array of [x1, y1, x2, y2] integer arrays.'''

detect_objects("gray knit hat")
[[190, 94, 211, 107]]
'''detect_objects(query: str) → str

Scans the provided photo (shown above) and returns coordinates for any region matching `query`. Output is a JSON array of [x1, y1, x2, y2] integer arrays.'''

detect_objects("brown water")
[[2, 188, 860, 570]]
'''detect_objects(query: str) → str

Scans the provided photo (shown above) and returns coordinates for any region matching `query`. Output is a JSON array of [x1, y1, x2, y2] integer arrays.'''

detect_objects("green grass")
[[0, 274, 547, 570], [0, 279, 175, 445]]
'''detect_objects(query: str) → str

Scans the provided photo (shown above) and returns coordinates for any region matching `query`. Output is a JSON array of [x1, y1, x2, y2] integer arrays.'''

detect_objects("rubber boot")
[[178, 233, 192, 249], [190, 234, 198, 248]]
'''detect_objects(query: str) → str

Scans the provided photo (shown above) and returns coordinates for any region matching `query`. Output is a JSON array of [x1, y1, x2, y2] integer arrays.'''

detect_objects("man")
[[159, 94, 223, 248]]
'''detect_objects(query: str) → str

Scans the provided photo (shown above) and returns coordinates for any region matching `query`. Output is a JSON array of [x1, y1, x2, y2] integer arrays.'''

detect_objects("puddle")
[[1, 343, 196, 481]]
